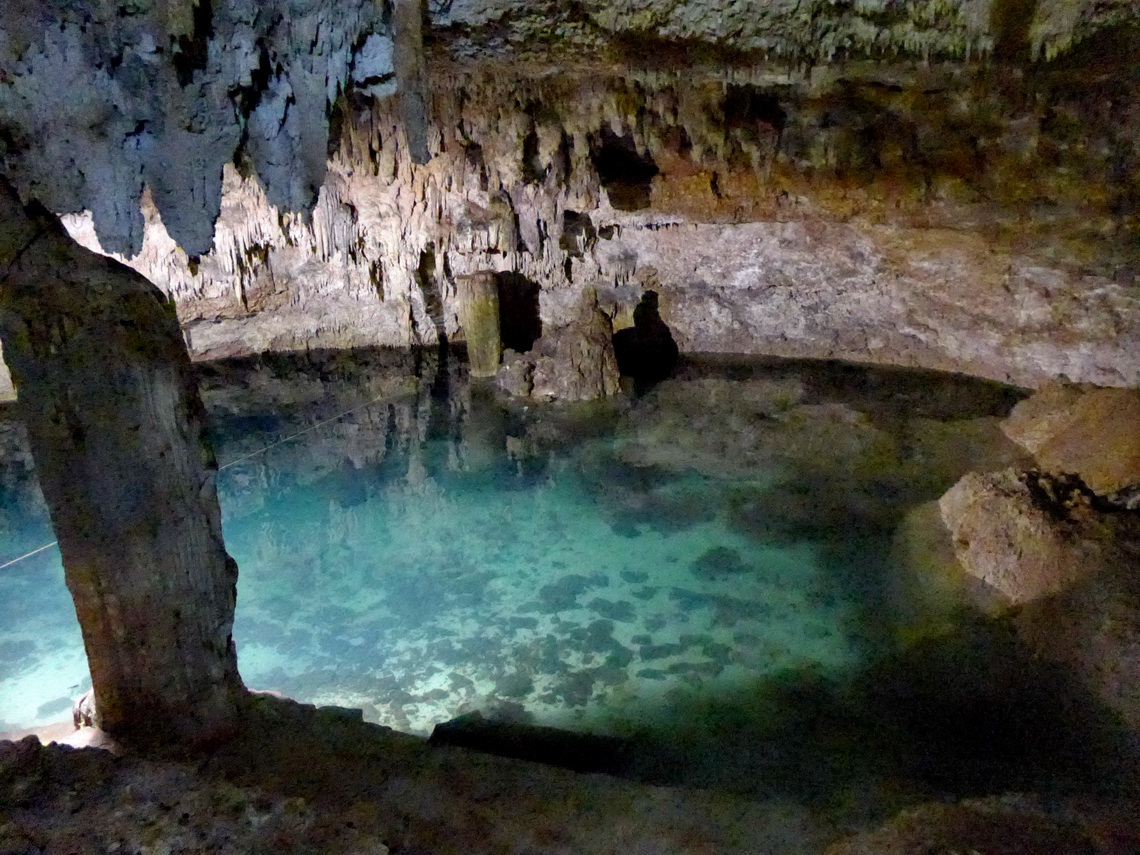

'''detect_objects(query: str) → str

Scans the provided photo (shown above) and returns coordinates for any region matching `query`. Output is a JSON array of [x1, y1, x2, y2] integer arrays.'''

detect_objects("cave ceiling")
[[1, 0, 1137, 258]]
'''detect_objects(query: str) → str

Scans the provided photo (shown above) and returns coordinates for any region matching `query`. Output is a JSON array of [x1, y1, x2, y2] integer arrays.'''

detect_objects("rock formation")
[[1, 0, 1139, 848], [939, 468, 1124, 604], [2, 2, 1139, 392], [501, 295, 621, 401], [1001, 382, 1140, 500], [0, 182, 245, 747]]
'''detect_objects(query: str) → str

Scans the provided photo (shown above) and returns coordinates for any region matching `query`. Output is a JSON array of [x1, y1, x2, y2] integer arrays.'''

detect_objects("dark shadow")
[[495, 272, 541, 353], [521, 128, 545, 184], [430, 711, 633, 775], [559, 210, 596, 257], [589, 127, 659, 210], [723, 84, 786, 166], [612, 290, 679, 387]]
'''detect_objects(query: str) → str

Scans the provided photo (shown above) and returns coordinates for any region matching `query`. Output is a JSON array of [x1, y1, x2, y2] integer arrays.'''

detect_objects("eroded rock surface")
[[826, 793, 1140, 855], [505, 298, 621, 401], [1002, 382, 1140, 497], [1, 58, 1132, 390], [939, 469, 1126, 605], [0, 695, 840, 855]]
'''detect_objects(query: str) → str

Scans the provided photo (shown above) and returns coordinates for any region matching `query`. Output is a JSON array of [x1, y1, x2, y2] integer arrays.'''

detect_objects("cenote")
[[1, 349, 1134, 818]]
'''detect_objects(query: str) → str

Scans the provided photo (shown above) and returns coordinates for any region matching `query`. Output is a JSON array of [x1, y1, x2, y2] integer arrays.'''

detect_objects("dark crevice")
[[589, 127, 659, 211], [521, 127, 545, 184], [495, 272, 541, 353], [172, 0, 214, 87], [559, 210, 596, 257]]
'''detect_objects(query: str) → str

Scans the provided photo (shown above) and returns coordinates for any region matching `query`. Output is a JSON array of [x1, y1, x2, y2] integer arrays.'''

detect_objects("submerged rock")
[[690, 546, 750, 579]]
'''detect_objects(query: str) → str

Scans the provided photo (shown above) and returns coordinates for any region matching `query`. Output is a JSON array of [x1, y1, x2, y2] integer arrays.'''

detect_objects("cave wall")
[[51, 61, 1140, 388], [2, 2, 1139, 390]]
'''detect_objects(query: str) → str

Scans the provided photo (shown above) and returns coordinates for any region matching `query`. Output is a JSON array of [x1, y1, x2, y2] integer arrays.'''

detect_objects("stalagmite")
[[456, 271, 502, 377], [0, 181, 245, 748]]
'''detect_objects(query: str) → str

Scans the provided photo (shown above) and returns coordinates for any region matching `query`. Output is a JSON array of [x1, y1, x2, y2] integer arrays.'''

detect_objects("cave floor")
[[4, 693, 1140, 855]]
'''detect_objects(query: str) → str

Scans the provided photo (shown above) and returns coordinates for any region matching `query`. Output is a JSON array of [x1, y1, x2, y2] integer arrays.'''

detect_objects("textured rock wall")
[[0, 183, 246, 746], [51, 61, 1140, 388], [430, 0, 1140, 62]]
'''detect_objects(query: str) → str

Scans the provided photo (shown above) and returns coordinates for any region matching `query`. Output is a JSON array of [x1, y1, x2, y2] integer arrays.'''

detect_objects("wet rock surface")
[[0, 695, 845, 855]]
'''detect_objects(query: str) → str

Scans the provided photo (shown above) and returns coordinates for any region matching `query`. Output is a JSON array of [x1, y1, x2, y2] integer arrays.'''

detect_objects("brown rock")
[[1001, 382, 1140, 496], [1015, 534, 1140, 734], [504, 299, 620, 402], [826, 795, 1139, 855], [938, 469, 1116, 605]]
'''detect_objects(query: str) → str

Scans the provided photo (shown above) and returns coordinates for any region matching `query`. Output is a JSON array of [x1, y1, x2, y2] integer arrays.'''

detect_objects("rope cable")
[[0, 391, 390, 570]]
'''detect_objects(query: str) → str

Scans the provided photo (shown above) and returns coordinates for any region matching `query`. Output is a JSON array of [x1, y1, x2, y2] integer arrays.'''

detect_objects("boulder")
[[497, 299, 620, 402], [940, 467, 1140, 736], [938, 469, 1120, 605], [1001, 382, 1140, 497]]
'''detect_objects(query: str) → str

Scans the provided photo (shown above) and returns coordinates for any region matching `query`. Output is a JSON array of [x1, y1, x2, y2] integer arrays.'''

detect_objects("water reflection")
[[5, 349, 1129, 815]]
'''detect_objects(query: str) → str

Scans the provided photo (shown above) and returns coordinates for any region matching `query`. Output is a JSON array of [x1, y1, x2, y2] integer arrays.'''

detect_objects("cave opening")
[[495, 271, 542, 353], [1, 1, 1139, 845], [588, 127, 660, 210]]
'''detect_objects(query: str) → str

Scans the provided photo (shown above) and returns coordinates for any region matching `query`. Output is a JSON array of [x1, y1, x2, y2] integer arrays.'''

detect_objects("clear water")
[[3, 349, 1127, 810]]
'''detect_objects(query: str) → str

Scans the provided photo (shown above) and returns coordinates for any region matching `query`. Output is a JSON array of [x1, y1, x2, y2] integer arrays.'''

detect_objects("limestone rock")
[[505, 301, 620, 402], [0, 65, 1125, 391], [0, 183, 246, 747], [939, 469, 1135, 611], [1001, 382, 1140, 496], [496, 348, 535, 398], [888, 500, 997, 629], [939, 469, 1121, 605], [456, 271, 502, 377], [0, 340, 14, 402]]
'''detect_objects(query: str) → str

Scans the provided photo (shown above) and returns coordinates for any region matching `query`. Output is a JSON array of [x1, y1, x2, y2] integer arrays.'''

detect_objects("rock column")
[[456, 272, 502, 377], [0, 182, 245, 748]]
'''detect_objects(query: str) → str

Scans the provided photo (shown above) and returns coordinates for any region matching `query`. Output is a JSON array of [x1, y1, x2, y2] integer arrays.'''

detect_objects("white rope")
[[217, 392, 389, 470], [0, 392, 390, 570], [0, 540, 57, 570]]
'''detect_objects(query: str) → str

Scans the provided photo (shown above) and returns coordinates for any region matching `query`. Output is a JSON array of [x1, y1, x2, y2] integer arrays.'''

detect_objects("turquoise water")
[[6, 349, 1127, 806]]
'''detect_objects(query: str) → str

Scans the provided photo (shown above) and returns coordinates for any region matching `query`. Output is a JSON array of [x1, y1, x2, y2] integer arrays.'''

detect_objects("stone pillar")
[[0, 182, 245, 748], [456, 272, 502, 377]]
